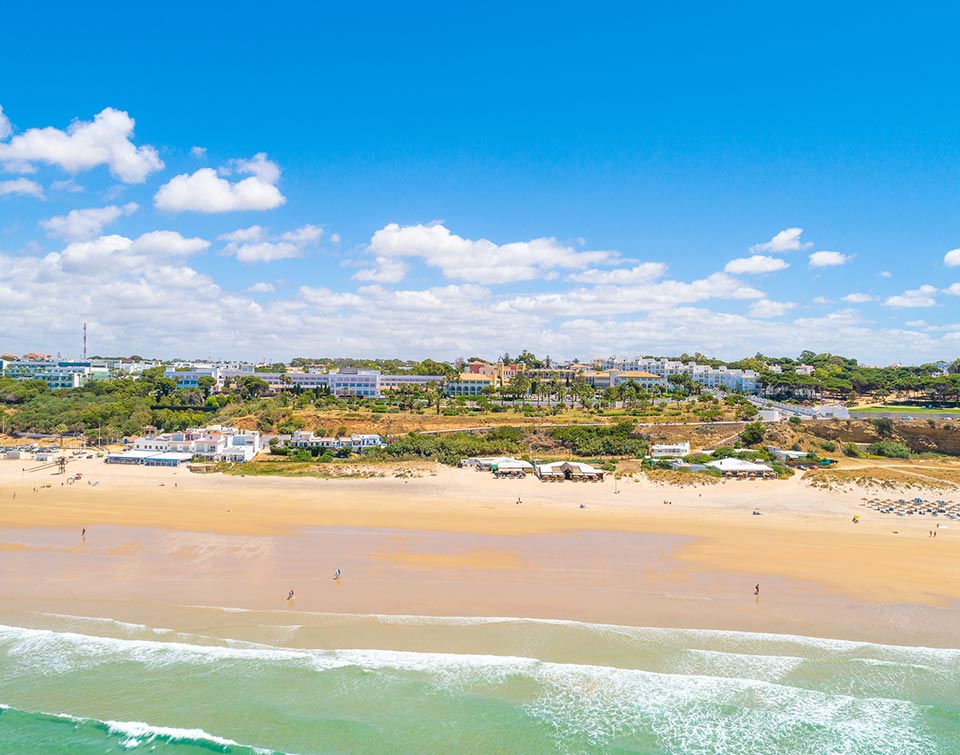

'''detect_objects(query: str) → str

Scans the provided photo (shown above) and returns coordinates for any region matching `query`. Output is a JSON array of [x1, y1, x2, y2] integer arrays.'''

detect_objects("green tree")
[[197, 375, 217, 398], [739, 421, 766, 446]]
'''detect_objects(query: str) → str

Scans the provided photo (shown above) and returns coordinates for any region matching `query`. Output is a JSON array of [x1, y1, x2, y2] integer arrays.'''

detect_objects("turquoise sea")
[[1, 608, 958, 754]]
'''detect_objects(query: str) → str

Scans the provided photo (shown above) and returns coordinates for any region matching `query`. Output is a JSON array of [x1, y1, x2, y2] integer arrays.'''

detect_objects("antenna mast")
[[83, 322, 87, 360]]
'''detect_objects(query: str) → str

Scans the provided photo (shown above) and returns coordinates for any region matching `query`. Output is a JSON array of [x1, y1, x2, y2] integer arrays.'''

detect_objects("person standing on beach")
[[754, 584, 760, 596]]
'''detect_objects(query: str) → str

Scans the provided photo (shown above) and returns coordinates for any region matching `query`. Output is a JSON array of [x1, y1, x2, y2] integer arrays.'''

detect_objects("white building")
[[380, 374, 446, 390], [598, 357, 759, 393], [2, 360, 109, 390], [651, 441, 691, 458], [223, 368, 383, 398], [283, 431, 384, 452], [118, 425, 262, 464]]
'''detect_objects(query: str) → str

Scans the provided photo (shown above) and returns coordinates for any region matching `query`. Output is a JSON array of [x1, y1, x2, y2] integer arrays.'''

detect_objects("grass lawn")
[[851, 405, 960, 415]]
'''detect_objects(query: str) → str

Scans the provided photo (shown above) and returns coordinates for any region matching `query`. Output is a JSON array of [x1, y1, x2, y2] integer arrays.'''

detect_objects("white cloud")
[[808, 250, 850, 268], [330, 233, 341, 244], [227, 241, 300, 263], [190, 146, 207, 159], [229, 153, 281, 184], [723, 255, 789, 275], [0, 105, 11, 140], [842, 293, 875, 303], [221, 224, 320, 263], [247, 281, 276, 293], [945, 249, 960, 267], [354, 256, 410, 283], [42, 231, 209, 274], [0, 107, 163, 183], [812, 296, 833, 305], [368, 222, 618, 284], [494, 272, 763, 318], [218, 225, 267, 243], [568, 262, 667, 284], [40, 203, 138, 241], [154, 153, 285, 213], [0, 178, 44, 198], [279, 224, 323, 243], [750, 227, 812, 254], [879, 271, 892, 278], [748, 299, 796, 318], [944, 283, 960, 296], [884, 285, 938, 308], [131, 231, 210, 257], [50, 178, 84, 193]]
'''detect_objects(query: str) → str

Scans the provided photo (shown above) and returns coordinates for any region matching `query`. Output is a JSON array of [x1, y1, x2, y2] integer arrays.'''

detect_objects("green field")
[[852, 405, 960, 415]]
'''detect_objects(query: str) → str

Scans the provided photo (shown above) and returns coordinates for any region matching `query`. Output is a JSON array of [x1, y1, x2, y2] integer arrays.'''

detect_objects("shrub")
[[868, 440, 912, 459], [843, 442, 865, 458]]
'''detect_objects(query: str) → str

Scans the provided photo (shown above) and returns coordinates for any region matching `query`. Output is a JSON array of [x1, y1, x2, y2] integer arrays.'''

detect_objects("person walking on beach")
[[81, 528, 85, 537], [754, 584, 760, 596], [286, 588, 294, 600], [333, 568, 341, 581]]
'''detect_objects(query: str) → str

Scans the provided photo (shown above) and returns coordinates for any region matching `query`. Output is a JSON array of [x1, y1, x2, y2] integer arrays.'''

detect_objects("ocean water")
[[0, 609, 958, 754]]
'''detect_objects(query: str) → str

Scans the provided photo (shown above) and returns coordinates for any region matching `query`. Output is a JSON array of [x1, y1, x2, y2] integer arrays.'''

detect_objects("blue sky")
[[1, 2, 959, 363]]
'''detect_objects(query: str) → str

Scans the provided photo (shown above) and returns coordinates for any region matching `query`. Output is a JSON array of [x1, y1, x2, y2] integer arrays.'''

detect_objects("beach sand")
[[1, 457, 958, 646]]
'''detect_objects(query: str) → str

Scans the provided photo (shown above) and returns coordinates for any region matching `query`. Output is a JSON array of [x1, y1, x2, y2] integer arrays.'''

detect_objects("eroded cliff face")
[[805, 420, 960, 455]]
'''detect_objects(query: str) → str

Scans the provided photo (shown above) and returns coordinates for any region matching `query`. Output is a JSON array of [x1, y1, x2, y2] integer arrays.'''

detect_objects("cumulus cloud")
[[879, 271, 892, 278], [221, 224, 321, 263], [945, 249, 960, 266], [40, 203, 138, 241], [568, 262, 667, 284], [354, 256, 410, 283], [226, 241, 300, 263], [493, 272, 763, 318], [367, 222, 618, 284], [0, 178, 44, 198], [154, 153, 285, 213], [0, 105, 11, 140], [46, 231, 208, 275], [247, 281, 276, 293], [279, 224, 323, 244], [229, 153, 281, 184], [750, 227, 812, 254], [218, 225, 267, 243], [842, 293, 875, 303], [748, 299, 796, 318], [0, 107, 163, 182], [50, 178, 83, 193], [131, 231, 210, 257], [190, 146, 207, 159], [944, 283, 960, 296], [723, 255, 789, 275], [885, 285, 938, 308], [808, 250, 850, 268]]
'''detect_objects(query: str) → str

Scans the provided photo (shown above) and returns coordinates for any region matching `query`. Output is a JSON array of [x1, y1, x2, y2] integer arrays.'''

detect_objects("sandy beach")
[[1, 456, 958, 647]]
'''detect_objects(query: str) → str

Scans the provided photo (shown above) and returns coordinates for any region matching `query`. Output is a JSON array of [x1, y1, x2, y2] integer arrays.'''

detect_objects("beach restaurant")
[[105, 450, 194, 467], [705, 458, 776, 478], [459, 456, 534, 475], [535, 461, 605, 482]]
